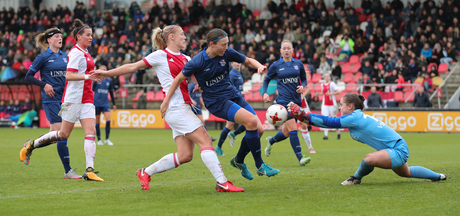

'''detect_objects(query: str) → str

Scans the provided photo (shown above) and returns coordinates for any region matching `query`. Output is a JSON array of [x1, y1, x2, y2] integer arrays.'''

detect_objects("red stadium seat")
[[438, 63, 449, 73], [358, 14, 367, 23], [118, 35, 128, 44], [251, 83, 261, 92], [337, 91, 347, 101], [244, 93, 253, 101], [378, 63, 383, 70], [345, 83, 356, 91], [362, 91, 371, 99], [153, 90, 164, 101], [312, 73, 322, 83], [146, 91, 155, 101], [253, 10, 261, 20], [132, 90, 143, 102], [354, 72, 362, 83], [342, 73, 354, 83], [394, 91, 403, 102], [349, 55, 359, 64], [351, 64, 361, 73], [253, 93, 263, 101], [427, 62, 437, 72], [355, 7, 363, 14], [404, 92, 415, 102], [341, 63, 352, 73], [313, 84, 322, 92]]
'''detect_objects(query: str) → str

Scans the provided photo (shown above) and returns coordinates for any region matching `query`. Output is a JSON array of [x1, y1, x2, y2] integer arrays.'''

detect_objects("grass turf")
[[0, 128, 459, 215]]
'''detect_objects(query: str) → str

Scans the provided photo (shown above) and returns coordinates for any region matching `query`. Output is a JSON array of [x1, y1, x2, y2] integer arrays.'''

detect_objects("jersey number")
[[363, 114, 386, 128]]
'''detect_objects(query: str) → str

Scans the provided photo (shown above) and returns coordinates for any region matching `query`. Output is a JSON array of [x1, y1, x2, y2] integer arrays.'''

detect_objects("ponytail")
[[151, 25, 179, 50], [71, 19, 89, 42], [35, 27, 61, 51]]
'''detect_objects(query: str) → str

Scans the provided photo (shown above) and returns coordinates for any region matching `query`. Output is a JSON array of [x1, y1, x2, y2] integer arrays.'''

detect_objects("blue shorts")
[[191, 104, 202, 115], [95, 106, 110, 115], [43, 102, 62, 124], [207, 94, 255, 122], [276, 100, 301, 121], [385, 139, 410, 169]]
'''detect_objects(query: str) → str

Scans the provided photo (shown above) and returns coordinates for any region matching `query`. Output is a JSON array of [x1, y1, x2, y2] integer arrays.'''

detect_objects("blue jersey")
[[188, 82, 201, 103], [308, 109, 403, 150], [182, 47, 246, 108], [93, 78, 113, 107], [229, 68, 244, 93], [263, 58, 307, 105], [28, 48, 68, 103]]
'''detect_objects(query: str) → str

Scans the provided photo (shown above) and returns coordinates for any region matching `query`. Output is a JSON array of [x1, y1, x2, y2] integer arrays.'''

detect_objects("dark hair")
[[71, 19, 89, 41], [199, 28, 228, 51], [342, 93, 365, 110]]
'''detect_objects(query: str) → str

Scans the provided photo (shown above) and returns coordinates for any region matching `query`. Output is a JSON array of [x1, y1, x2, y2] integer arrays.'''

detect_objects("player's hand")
[[257, 65, 267, 74], [44, 84, 55, 97], [93, 69, 108, 79], [89, 72, 103, 83], [263, 93, 271, 103], [113, 105, 117, 111], [241, 90, 249, 95], [296, 85, 304, 93], [191, 98, 197, 106], [160, 101, 169, 118], [193, 84, 202, 93], [287, 102, 310, 123], [325, 92, 332, 96]]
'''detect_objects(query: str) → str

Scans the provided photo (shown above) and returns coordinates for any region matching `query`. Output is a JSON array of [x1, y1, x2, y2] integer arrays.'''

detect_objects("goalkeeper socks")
[[409, 166, 441, 181], [354, 159, 374, 180], [300, 128, 313, 149], [245, 129, 263, 169], [34, 131, 60, 148], [234, 125, 246, 136], [57, 140, 71, 173], [217, 127, 230, 148], [270, 131, 287, 145], [84, 135, 96, 169], [200, 147, 227, 184], [289, 131, 303, 161], [95, 123, 101, 141], [145, 153, 180, 175]]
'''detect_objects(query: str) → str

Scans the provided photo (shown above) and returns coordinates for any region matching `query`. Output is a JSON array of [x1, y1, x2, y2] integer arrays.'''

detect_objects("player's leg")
[[229, 124, 246, 140], [50, 121, 81, 179], [80, 117, 103, 181], [321, 105, 329, 139], [331, 106, 341, 139], [95, 113, 102, 145], [216, 121, 234, 156], [103, 109, 113, 145], [393, 163, 445, 181], [265, 122, 289, 157], [300, 122, 315, 153], [285, 119, 311, 166], [341, 150, 385, 185]]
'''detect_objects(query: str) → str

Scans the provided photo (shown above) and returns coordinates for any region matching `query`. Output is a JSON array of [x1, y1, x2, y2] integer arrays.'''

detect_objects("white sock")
[[324, 129, 329, 137], [200, 147, 227, 184], [300, 129, 313, 149], [34, 131, 60, 148], [145, 153, 180, 175], [337, 129, 341, 135], [84, 135, 96, 169]]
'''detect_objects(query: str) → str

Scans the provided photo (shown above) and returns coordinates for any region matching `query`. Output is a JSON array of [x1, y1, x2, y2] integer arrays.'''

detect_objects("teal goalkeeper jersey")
[[308, 109, 403, 151]]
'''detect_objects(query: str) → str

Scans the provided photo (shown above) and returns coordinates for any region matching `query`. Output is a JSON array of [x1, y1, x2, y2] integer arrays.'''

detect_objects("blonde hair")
[[151, 25, 179, 50], [35, 27, 60, 51]]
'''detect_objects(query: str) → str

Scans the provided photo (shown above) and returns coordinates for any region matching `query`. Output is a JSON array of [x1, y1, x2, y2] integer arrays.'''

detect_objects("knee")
[[178, 153, 193, 164], [243, 117, 258, 130], [258, 126, 264, 136], [363, 154, 376, 165], [59, 131, 70, 140]]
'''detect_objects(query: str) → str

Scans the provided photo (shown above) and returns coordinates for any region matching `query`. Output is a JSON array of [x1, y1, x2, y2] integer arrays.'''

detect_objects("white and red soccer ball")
[[266, 104, 288, 126]]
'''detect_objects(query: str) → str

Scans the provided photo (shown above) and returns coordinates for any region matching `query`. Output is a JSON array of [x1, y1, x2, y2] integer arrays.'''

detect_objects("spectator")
[[359, 61, 373, 76], [21, 97, 33, 112], [136, 88, 147, 109], [420, 43, 432, 60], [357, 73, 373, 91], [0, 100, 5, 118], [422, 73, 433, 93], [331, 61, 342, 82], [395, 73, 405, 91], [339, 34, 354, 57], [317, 56, 331, 75], [367, 86, 384, 108], [413, 86, 432, 108]]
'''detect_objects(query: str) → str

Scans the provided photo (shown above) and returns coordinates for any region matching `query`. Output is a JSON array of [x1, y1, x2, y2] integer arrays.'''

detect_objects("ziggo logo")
[[372, 113, 417, 131], [117, 111, 156, 127]]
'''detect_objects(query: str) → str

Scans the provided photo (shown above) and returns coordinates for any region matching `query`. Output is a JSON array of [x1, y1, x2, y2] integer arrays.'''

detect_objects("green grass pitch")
[[1, 128, 459, 215]]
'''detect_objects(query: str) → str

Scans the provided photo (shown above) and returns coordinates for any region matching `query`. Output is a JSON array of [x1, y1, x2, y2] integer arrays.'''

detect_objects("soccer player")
[[23, 27, 81, 179], [94, 25, 243, 192], [188, 81, 217, 142], [288, 94, 447, 185], [318, 73, 341, 140], [262, 40, 311, 166], [20, 19, 104, 182], [93, 65, 116, 146], [161, 28, 280, 180], [215, 62, 249, 156]]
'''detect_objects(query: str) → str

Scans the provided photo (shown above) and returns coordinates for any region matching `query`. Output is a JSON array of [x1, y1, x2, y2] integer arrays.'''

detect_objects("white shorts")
[[165, 104, 203, 139], [321, 105, 338, 117], [59, 103, 96, 123], [301, 97, 311, 112]]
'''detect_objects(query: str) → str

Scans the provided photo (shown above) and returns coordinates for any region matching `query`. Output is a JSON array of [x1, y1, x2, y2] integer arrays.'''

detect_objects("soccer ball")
[[266, 104, 288, 126]]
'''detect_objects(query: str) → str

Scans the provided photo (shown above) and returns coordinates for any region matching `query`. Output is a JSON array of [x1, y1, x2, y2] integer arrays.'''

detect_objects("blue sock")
[[354, 159, 375, 180], [270, 131, 287, 145], [218, 127, 230, 148], [35, 133, 52, 148], [234, 125, 246, 136], [245, 129, 263, 169], [410, 166, 441, 181], [235, 137, 251, 164], [105, 121, 111, 139], [57, 140, 71, 173], [95, 123, 101, 140], [289, 131, 303, 161]]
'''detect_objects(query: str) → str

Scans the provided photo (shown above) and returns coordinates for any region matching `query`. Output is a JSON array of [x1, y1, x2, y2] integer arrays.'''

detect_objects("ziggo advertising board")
[[64, 109, 460, 132]]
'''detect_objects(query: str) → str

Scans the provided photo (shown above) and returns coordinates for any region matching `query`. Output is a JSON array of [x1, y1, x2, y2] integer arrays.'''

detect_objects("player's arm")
[[288, 102, 355, 128], [301, 85, 310, 98], [160, 72, 187, 117], [243, 57, 267, 74], [98, 60, 147, 78]]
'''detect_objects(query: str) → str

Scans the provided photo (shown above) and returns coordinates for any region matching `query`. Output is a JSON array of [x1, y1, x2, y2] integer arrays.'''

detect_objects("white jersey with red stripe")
[[321, 81, 338, 107], [143, 48, 191, 108], [63, 45, 95, 104]]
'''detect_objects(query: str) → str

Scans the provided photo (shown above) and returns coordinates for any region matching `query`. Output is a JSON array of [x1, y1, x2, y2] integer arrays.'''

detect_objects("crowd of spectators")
[[1, 0, 460, 102]]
